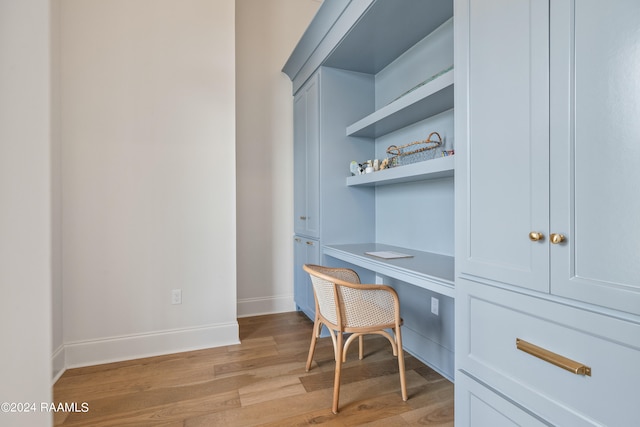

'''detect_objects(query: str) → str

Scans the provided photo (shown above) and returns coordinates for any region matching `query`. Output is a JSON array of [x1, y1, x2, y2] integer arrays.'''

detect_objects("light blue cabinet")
[[455, 0, 640, 425], [456, 0, 550, 293], [457, 0, 640, 315], [293, 236, 319, 320], [549, 0, 640, 316], [456, 374, 548, 427], [290, 66, 375, 320], [293, 74, 320, 239]]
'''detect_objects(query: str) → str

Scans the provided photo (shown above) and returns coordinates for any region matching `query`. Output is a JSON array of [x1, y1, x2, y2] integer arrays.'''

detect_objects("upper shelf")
[[283, 0, 454, 92], [347, 69, 454, 138], [323, 0, 454, 74], [347, 155, 454, 187]]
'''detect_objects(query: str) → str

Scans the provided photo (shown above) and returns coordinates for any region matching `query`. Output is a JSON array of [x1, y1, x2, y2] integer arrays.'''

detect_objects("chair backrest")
[[303, 264, 398, 329], [303, 264, 359, 326], [304, 264, 361, 284]]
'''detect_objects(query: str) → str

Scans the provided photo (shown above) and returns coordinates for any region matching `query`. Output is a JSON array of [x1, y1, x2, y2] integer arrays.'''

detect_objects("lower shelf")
[[323, 243, 455, 298], [346, 155, 454, 187]]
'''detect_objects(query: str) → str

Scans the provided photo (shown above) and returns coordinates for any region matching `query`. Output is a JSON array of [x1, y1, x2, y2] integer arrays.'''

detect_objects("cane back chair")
[[302, 264, 407, 414]]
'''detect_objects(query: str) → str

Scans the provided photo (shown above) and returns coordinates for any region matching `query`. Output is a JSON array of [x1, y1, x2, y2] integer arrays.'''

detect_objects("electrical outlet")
[[171, 289, 182, 305], [431, 297, 439, 316]]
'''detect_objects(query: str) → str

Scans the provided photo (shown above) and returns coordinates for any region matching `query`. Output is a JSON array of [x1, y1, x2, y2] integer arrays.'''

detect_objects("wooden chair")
[[302, 264, 407, 414]]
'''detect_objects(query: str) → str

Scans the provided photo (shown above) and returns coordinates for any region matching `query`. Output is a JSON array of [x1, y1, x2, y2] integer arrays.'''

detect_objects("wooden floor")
[[53, 312, 454, 426]]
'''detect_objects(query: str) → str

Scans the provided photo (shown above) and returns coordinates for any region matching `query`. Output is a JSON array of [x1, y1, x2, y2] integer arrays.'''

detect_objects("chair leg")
[[332, 330, 343, 414], [395, 327, 408, 401], [358, 335, 364, 360], [306, 316, 321, 372]]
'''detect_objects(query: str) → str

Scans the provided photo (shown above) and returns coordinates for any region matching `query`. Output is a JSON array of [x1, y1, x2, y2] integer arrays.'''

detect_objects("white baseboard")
[[63, 321, 239, 369], [237, 295, 295, 318]]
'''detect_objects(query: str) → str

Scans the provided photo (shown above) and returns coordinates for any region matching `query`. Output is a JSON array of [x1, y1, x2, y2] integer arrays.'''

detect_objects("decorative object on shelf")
[[386, 132, 443, 167], [364, 160, 374, 174], [350, 160, 368, 175], [350, 160, 359, 175], [352, 158, 391, 175]]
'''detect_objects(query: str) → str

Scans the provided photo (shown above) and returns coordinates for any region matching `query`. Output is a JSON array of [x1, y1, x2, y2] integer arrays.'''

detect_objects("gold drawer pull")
[[516, 338, 591, 376]]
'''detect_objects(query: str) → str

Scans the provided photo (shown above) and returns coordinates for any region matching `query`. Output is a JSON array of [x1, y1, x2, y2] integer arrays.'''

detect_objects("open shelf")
[[347, 70, 454, 138], [323, 1, 453, 75], [347, 155, 454, 187], [323, 243, 455, 297]]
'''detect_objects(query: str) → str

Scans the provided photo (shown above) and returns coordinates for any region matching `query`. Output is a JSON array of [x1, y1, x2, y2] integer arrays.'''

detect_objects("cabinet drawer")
[[456, 372, 548, 427], [459, 284, 640, 426]]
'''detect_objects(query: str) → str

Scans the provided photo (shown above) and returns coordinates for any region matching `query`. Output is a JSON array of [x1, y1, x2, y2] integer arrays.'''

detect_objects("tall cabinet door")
[[550, 0, 640, 316], [457, 0, 550, 292], [293, 74, 320, 238]]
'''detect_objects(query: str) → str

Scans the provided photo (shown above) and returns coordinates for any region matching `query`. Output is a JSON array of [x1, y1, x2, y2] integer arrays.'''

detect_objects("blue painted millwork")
[[455, 0, 640, 424], [285, 0, 456, 380]]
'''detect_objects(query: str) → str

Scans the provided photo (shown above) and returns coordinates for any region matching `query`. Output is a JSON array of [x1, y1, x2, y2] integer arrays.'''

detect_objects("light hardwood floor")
[[53, 312, 454, 426]]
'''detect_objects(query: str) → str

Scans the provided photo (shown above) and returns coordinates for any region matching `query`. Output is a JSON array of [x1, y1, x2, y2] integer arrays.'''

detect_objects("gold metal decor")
[[386, 132, 443, 167], [528, 231, 544, 241]]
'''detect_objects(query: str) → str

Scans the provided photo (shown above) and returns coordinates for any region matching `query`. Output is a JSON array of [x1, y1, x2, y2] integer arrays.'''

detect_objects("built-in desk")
[[323, 243, 454, 298]]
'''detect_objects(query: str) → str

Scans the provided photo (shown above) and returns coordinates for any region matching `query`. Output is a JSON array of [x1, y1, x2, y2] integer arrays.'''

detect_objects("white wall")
[[235, 0, 320, 316], [0, 0, 53, 425], [51, 0, 65, 382], [59, 0, 238, 367]]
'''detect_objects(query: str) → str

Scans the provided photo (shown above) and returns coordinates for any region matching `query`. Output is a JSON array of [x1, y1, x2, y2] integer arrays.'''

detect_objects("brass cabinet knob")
[[529, 231, 544, 241], [299, 216, 307, 220], [550, 233, 565, 244]]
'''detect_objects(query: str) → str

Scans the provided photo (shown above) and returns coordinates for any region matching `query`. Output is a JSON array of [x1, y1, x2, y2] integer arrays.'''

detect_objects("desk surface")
[[323, 243, 455, 298]]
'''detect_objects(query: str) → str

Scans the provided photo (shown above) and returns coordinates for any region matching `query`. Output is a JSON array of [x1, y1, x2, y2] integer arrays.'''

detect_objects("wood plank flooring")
[[53, 312, 454, 426]]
